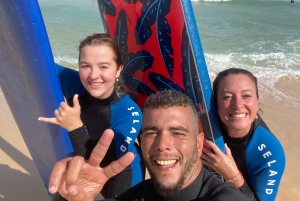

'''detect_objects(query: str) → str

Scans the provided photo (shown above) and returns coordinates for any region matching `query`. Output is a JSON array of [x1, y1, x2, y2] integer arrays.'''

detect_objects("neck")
[[226, 126, 251, 138], [181, 161, 202, 189]]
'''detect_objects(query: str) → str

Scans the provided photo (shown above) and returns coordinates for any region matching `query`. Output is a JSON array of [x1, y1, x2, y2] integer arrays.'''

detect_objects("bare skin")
[[140, 106, 204, 191], [38, 94, 83, 131], [48, 129, 134, 201]]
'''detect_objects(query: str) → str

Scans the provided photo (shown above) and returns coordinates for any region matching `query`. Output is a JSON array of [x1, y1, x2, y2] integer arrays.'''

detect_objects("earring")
[[116, 77, 119, 82]]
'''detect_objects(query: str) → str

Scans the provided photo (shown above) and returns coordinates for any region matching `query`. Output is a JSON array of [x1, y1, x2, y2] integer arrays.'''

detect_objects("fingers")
[[201, 148, 213, 163], [103, 152, 134, 179], [201, 140, 224, 169], [59, 101, 70, 112], [49, 157, 73, 194], [73, 94, 81, 110], [88, 129, 114, 167], [38, 117, 59, 125], [205, 140, 223, 155], [201, 157, 212, 168], [203, 139, 212, 151], [66, 156, 86, 187]]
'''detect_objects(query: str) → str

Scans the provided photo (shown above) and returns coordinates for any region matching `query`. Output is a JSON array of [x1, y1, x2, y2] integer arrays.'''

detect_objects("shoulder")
[[199, 169, 251, 201], [209, 185, 253, 201], [114, 94, 140, 108], [247, 116, 285, 162], [111, 95, 142, 119]]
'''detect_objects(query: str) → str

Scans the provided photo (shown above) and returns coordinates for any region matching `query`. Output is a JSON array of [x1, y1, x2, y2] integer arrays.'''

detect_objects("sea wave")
[[54, 55, 78, 69], [205, 52, 300, 76]]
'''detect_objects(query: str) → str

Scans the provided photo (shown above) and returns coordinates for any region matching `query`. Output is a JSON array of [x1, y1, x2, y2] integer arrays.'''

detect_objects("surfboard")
[[0, 0, 74, 192], [97, 0, 225, 152]]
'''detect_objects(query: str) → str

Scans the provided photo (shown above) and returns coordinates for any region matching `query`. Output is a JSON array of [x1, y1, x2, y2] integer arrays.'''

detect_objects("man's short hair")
[[143, 90, 199, 134]]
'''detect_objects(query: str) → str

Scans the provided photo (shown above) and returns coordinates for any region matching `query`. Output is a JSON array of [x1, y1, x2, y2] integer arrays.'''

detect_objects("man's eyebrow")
[[169, 126, 189, 133], [142, 126, 157, 133], [142, 126, 189, 133]]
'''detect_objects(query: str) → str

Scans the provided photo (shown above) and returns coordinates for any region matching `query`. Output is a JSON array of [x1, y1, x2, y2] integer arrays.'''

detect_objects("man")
[[49, 90, 251, 201]]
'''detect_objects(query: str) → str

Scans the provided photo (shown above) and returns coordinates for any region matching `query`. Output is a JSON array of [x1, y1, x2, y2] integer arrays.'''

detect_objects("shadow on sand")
[[0, 136, 51, 201]]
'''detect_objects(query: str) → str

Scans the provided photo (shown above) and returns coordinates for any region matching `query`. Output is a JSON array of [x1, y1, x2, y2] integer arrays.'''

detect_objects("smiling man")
[[49, 90, 251, 201]]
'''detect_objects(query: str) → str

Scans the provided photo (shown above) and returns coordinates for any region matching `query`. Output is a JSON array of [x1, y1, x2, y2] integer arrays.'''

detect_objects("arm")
[[110, 96, 142, 158], [48, 129, 134, 201], [68, 125, 90, 157], [38, 94, 89, 156]]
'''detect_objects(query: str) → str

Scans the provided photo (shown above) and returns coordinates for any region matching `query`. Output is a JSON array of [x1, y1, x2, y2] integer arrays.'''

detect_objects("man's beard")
[[143, 148, 199, 198]]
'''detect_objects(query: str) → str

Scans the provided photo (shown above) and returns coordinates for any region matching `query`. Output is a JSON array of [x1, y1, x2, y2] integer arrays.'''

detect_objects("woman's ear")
[[116, 65, 124, 78]]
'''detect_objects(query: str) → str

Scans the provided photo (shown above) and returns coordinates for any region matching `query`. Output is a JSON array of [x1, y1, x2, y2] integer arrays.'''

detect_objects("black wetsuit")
[[102, 168, 252, 201], [224, 115, 285, 201], [68, 91, 144, 198]]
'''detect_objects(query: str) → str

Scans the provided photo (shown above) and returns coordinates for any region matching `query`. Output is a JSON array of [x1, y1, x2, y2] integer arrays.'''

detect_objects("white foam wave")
[[205, 52, 300, 76], [54, 55, 78, 68], [240, 52, 300, 70]]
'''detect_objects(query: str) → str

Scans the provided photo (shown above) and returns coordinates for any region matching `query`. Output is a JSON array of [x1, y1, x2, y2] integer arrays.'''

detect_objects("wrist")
[[68, 125, 86, 134], [67, 123, 84, 132], [225, 171, 243, 183]]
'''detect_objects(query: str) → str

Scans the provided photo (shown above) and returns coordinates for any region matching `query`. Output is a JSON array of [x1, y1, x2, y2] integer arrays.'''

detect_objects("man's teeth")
[[230, 113, 246, 118], [156, 160, 177, 165]]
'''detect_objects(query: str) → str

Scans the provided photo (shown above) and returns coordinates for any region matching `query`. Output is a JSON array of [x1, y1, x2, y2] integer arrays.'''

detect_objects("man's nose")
[[155, 132, 172, 152]]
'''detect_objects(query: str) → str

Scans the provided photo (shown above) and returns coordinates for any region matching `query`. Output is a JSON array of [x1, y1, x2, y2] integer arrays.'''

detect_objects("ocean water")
[[38, 0, 300, 106]]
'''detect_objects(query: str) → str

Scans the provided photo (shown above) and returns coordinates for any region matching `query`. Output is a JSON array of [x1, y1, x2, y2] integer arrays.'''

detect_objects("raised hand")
[[38, 94, 83, 131], [49, 129, 134, 201]]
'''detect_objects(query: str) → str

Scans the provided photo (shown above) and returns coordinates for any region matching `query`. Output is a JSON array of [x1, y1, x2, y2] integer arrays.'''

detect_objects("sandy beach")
[[0, 75, 300, 200]]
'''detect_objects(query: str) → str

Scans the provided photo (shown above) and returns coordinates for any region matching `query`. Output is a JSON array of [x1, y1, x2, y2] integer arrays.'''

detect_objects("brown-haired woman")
[[201, 68, 285, 201]]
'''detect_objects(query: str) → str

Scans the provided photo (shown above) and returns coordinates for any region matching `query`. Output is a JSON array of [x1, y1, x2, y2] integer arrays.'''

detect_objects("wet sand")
[[0, 76, 299, 200]]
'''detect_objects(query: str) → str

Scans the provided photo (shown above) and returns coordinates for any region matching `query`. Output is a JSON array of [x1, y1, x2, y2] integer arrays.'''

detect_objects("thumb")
[[67, 185, 87, 201], [73, 94, 81, 110]]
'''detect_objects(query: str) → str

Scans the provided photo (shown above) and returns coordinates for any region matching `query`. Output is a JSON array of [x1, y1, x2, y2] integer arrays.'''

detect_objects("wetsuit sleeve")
[[246, 125, 286, 201], [238, 181, 257, 201], [109, 96, 142, 158], [68, 125, 90, 157]]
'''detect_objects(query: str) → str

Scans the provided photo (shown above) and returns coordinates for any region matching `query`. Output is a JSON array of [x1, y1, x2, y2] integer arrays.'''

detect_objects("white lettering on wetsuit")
[[258, 143, 278, 195], [119, 106, 140, 153]]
